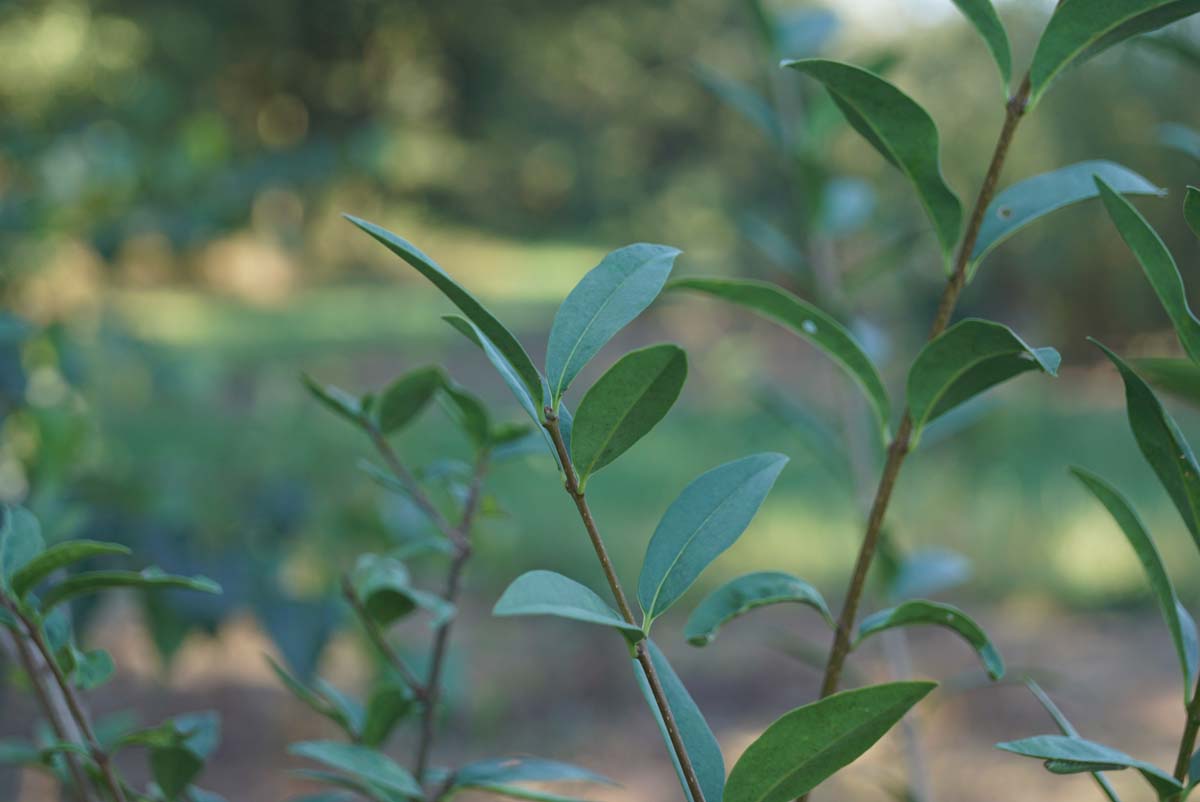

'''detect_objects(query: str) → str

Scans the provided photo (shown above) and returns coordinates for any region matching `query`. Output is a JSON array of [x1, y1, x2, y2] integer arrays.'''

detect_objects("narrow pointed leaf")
[[1029, 0, 1200, 105], [546, 244, 679, 402], [267, 657, 347, 730], [695, 65, 783, 145], [970, 161, 1164, 276], [724, 681, 936, 802], [671, 278, 890, 438], [638, 453, 788, 624], [949, 0, 1012, 89], [10, 540, 131, 599], [1186, 186, 1200, 238], [376, 367, 443, 434], [1024, 680, 1123, 802], [907, 319, 1060, 444], [440, 378, 491, 448], [348, 216, 543, 414], [0, 505, 44, 588], [455, 757, 614, 788], [443, 315, 541, 424], [571, 344, 687, 487], [781, 59, 962, 263], [1071, 466, 1199, 696], [997, 735, 1182, 800], [856, 600, 1005, 680], [290, 741, 422, 799], [1096, 177, 1200, 362], [493, 570, 642, 636], [1094, 341, 1200, 552], [632, 640, 725, 802], [303, 374, 367, 425], [684, 571, 833, 646], [40, 568, 220, 613], [1161, 123, 1200, 162]]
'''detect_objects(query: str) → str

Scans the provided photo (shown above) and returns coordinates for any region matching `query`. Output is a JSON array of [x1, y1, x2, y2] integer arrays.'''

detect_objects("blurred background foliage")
[[1, 0, 1200, 682]]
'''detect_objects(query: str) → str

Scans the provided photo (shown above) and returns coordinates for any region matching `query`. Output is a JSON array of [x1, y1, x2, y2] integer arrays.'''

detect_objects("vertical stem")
[[1172, 678, 1200, 786], [543, 412, 706, 802], [342, 577, 429, 701]]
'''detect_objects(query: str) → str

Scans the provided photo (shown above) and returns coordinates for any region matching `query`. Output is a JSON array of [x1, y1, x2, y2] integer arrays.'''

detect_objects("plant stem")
[[1172, 678, 1200, 786], [543, 411, 706, 802], [815, 73, 1033, 703], [341, 576, 429, 701], [365, 422, 464, 549]]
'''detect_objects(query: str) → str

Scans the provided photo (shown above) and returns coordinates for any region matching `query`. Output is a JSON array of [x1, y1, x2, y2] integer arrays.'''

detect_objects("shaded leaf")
[[292, 769, 410, 802], [856, 600, 1005, 680], [291, 741, 422, 799], [1187, 186, 1200, 239], [493, 570, 642, 637], [571, 344, 687, 487], [885, 548, 972, 602], [146, 712, 221, 799], [949, 0, 1012, 89], [781, 59, 962, 263], [1071, 466, 1199, 697], [0, 505, 43, 588], [684, 571, 833, 646], [440, 379, 491, 449], [997, 735, 1182, 800], [695, 65, 782, 145], [302, 375, 365, 425], [10, 540, 132, 599], [1161, 123, 1200, 162], [455, 757, 614, 788], [671, 278, 890, 438], [443, 314, 541, 425], [40, 568, 220, 613], [361, 681, 416, 748], [970, 161, 1164, 277], [1136, 357, 1200, 407], [267, 656, 349, 733], [724, 681, 936, 802], [376, 367, 442, 434], [1024, 680, 1124, 802], [350, 555, 454, 628], [638, 453, 788, 624]]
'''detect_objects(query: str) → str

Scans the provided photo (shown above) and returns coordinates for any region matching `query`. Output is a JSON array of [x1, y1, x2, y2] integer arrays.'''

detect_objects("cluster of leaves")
[[0, 504, 224, 801]]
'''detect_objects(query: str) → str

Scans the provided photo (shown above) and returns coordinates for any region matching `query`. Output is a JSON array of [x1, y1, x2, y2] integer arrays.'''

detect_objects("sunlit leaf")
[[781, 59, 962, 264], [638, 453, 788, 624], [724, 681, 936, 802], [376, 367, 443, 434], [948, 0, 1012, 90], [907, 318, 1060, 444], [571, 344, 687, 487], [1071, 466, 1199, 697], [671, 278, 891, 439], [545, 244, 679, 403], [1029, 0, 1200, 106], [856, 600, 1005, 680], [969, 161, 1164, 277], [684, 571, 833, 646], [493, 570, 642, 637], [40, 568, 220, 613], [997, 735, 1182, 800], [290, 741, 422, 800]]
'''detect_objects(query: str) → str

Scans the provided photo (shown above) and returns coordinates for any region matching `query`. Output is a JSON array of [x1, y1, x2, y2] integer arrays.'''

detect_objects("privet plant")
[[0, 504, 225, 801]]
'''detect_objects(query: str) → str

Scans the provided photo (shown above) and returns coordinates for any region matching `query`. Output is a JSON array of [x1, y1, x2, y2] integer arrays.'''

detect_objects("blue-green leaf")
[[493, 570, 642, 637], [997, 735, 1182, 800], [40, 568, 220, 614], [10, 540, 130, 599], [1023, 680, 1123, 802], [375, 366, 443, 434], [290, 741, 422, 800], [684, 571, 833, 646], [856, 600, 1005, 680], [0, 505, 44, 590], [695, 65, 783, 146], [948, 0, 1012, 90], [1161, 123, 1200, 162]]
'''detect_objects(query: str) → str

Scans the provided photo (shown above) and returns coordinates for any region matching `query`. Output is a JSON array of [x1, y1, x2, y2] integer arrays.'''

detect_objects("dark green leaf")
[[149, 712, 220, 799], [1029, 0, 1200, 105], [949, 0, 1012, 89], [694, 65, 782, 145], [545, 244, 679, 403], [493, 570, 642, 636], [347, 216, 544, 416], [571, 344, 687, 487], [314, 681, 366, 738], [633, 640, 725, 802], [1096, 177, 1200, 363], [376, 367, 443, 434], [856, 600, 1005, 680], [997, 735, 1182, 800], [1136, 357, 1200, 406], [1094, 341, 1200, 553], [361, 681, 416, 748], [292, 769, 410, 802], [10, 540, 131, 599], [40, 568, 220, 613], [724, 681, 936, 802], [671, 278, 890, 438], [638, 453, 788, 624], [1186, 186, 1200, 239], [781, 59, 962, 264], [290, 741, 422, 799], [970, 161, 1164, 277], [443, 314, 541, 424], [1024, 680, 1123, 802], [0, 505, 43, 589], [907, 319, 1059, 444], [302, 375, 365, 425], [684, 571, 833, 646], [440, 378, 491, 448], [1071, 466, 1199, 697], [350, 555, 453, 627], [1161, 123, 1200, 162]]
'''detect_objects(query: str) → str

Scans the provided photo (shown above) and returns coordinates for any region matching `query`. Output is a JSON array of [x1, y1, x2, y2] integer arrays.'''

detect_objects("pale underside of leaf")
[[855, 600, 1005, 680], [684, 571, 833, 646]]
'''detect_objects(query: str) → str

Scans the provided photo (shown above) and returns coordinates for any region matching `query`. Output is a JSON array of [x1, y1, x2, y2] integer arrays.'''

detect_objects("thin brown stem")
[[543, 411, 706, 802], [341, 576, 429, 701], [1172, 678, 1200, 787]]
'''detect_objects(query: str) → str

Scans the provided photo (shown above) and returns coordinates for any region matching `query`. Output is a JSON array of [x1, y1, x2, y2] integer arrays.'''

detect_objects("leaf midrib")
[[578, 356, 674, 480]]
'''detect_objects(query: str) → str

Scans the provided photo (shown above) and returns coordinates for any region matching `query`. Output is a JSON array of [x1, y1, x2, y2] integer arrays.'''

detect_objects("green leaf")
[[570, 344, 687, 487], [347, 216, 544, 415], [493, 570, 642, 637], [724, 681, 937, 802], [885, 548, 972, 602], [948, 0, 1012, 90], [0, 739, 40, 765], [440, 378, 491, 449], [267, 656, 349, 732], [460, 785, 598, 802], [1096, 177, 1200, 363], [1161, 123, 1200, 162], [997, 735, 1182, 800], [360, 681, 416, 748], [855, 600, 1005, 680], [455, 757, 614, 788], [68, 647, 115, 690], [1093, 341, 1200, 553], [633, 640, 725, 802], [290, 741, 423, 800], [1070, 466, 1199, 697], [1186, 186, 1200, 239], [684, 571, 833, 646], [0, 505, 44, 589], [694, 64, 782, 145], [670, 278, 890, 439], [376, 367, 443, 434], [147, 712, 221, 799], [40, 568, 220, 613], [10, 540, 131, 599], [1135, 357, 1200, 407], [638, 453, 788, 624], [350, 554, 454, 628], [907, 319, 1060, 444], [1029, 0, 1200, 106], [302, 374, 366, 425], [293, 769, 410, 802], [781, 59, 962, 264], [443, 314, 542, 425], [1024, 680, 1124, 802], [969, 161, 1164, 277], [314, 681, 366, 738], [545, 244, 679, 403]]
